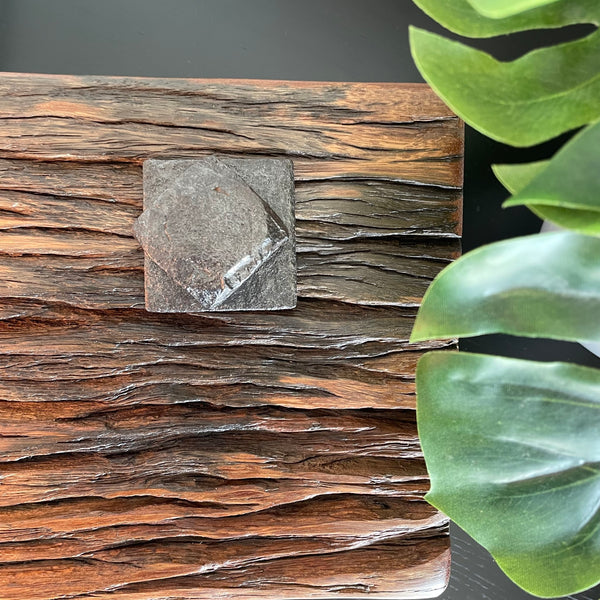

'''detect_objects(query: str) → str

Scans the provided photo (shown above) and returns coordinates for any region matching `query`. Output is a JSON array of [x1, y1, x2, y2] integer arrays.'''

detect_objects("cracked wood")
[[0, 73, 462, 599]]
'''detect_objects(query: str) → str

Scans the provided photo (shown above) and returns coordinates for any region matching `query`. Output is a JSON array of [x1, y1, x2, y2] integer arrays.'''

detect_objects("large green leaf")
[[497, 121, 600, 235], [414, 0, 599, 38], [417, 351, 600, 597], [410, 231, 600, 343], [467, 0, 562, 19], [409, 27, 600, 146]]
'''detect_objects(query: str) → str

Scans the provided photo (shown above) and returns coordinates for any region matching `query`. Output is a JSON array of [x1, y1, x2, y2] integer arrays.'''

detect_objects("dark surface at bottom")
[[1, 1, 599, 598]]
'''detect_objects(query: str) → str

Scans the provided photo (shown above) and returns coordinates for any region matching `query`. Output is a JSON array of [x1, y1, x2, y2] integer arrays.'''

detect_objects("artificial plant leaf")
[[467, 0, 562, 19], [417, 351, 600, 598], [414, 0, 600, 38], [527, 205, 600, 235], [493, 160, 548, 192], [410, 231, 600, 343], [498, 121, 600, 235], [409, 27, 600, 146], [496, 161, 600, 235]]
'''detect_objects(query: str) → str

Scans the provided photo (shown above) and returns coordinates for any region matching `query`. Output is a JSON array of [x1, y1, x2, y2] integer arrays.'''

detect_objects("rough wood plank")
[[0, 299, 450, 409], [2, 538, 450, 600], [0, 74, 462, 187], [0, 228, 458, 308], [0, 162, 460, 308], [0, 73, 461, 599], [0, 160, 461, 235]]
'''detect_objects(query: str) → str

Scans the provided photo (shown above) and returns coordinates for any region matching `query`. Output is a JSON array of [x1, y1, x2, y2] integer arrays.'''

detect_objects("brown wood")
[[0, 73, 462, 599]]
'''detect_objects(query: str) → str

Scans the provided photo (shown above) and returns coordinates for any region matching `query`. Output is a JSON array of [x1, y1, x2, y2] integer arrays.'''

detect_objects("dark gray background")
[[0, 1, 598, 598]]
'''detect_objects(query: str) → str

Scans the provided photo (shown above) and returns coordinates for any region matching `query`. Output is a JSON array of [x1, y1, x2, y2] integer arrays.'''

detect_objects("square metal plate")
[[135, 157, 296, 312]]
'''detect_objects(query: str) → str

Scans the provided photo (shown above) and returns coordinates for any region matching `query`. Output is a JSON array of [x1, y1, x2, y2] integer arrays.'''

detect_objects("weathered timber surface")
[[0, 73, 462, 599]]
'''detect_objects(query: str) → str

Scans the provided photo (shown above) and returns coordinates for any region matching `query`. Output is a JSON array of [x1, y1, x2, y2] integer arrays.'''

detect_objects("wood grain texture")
[[0, 73, 462, 599]]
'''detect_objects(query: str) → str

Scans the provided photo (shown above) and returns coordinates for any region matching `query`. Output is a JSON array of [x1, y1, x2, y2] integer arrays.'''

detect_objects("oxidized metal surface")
[[134, 157, 296, 312]]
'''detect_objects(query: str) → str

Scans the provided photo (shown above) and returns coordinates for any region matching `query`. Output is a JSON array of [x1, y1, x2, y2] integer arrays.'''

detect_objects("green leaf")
[[414, 0, 600, 37], [496, 158, 600, 234], [416, 0, 599, 37], [417, 351, 600, 597], [409, 27, 600, 146], [528, 205, 600, 235], [467, 0, 562, 19], [494, 162, 583, 231], [410, 231, 600, 343], [493, 160, 549, 193], [498, 121, 600, 235]]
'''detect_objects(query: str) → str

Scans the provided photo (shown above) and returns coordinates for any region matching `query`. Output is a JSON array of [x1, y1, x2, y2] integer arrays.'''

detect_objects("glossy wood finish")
[[0, 73, 462, 599]]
